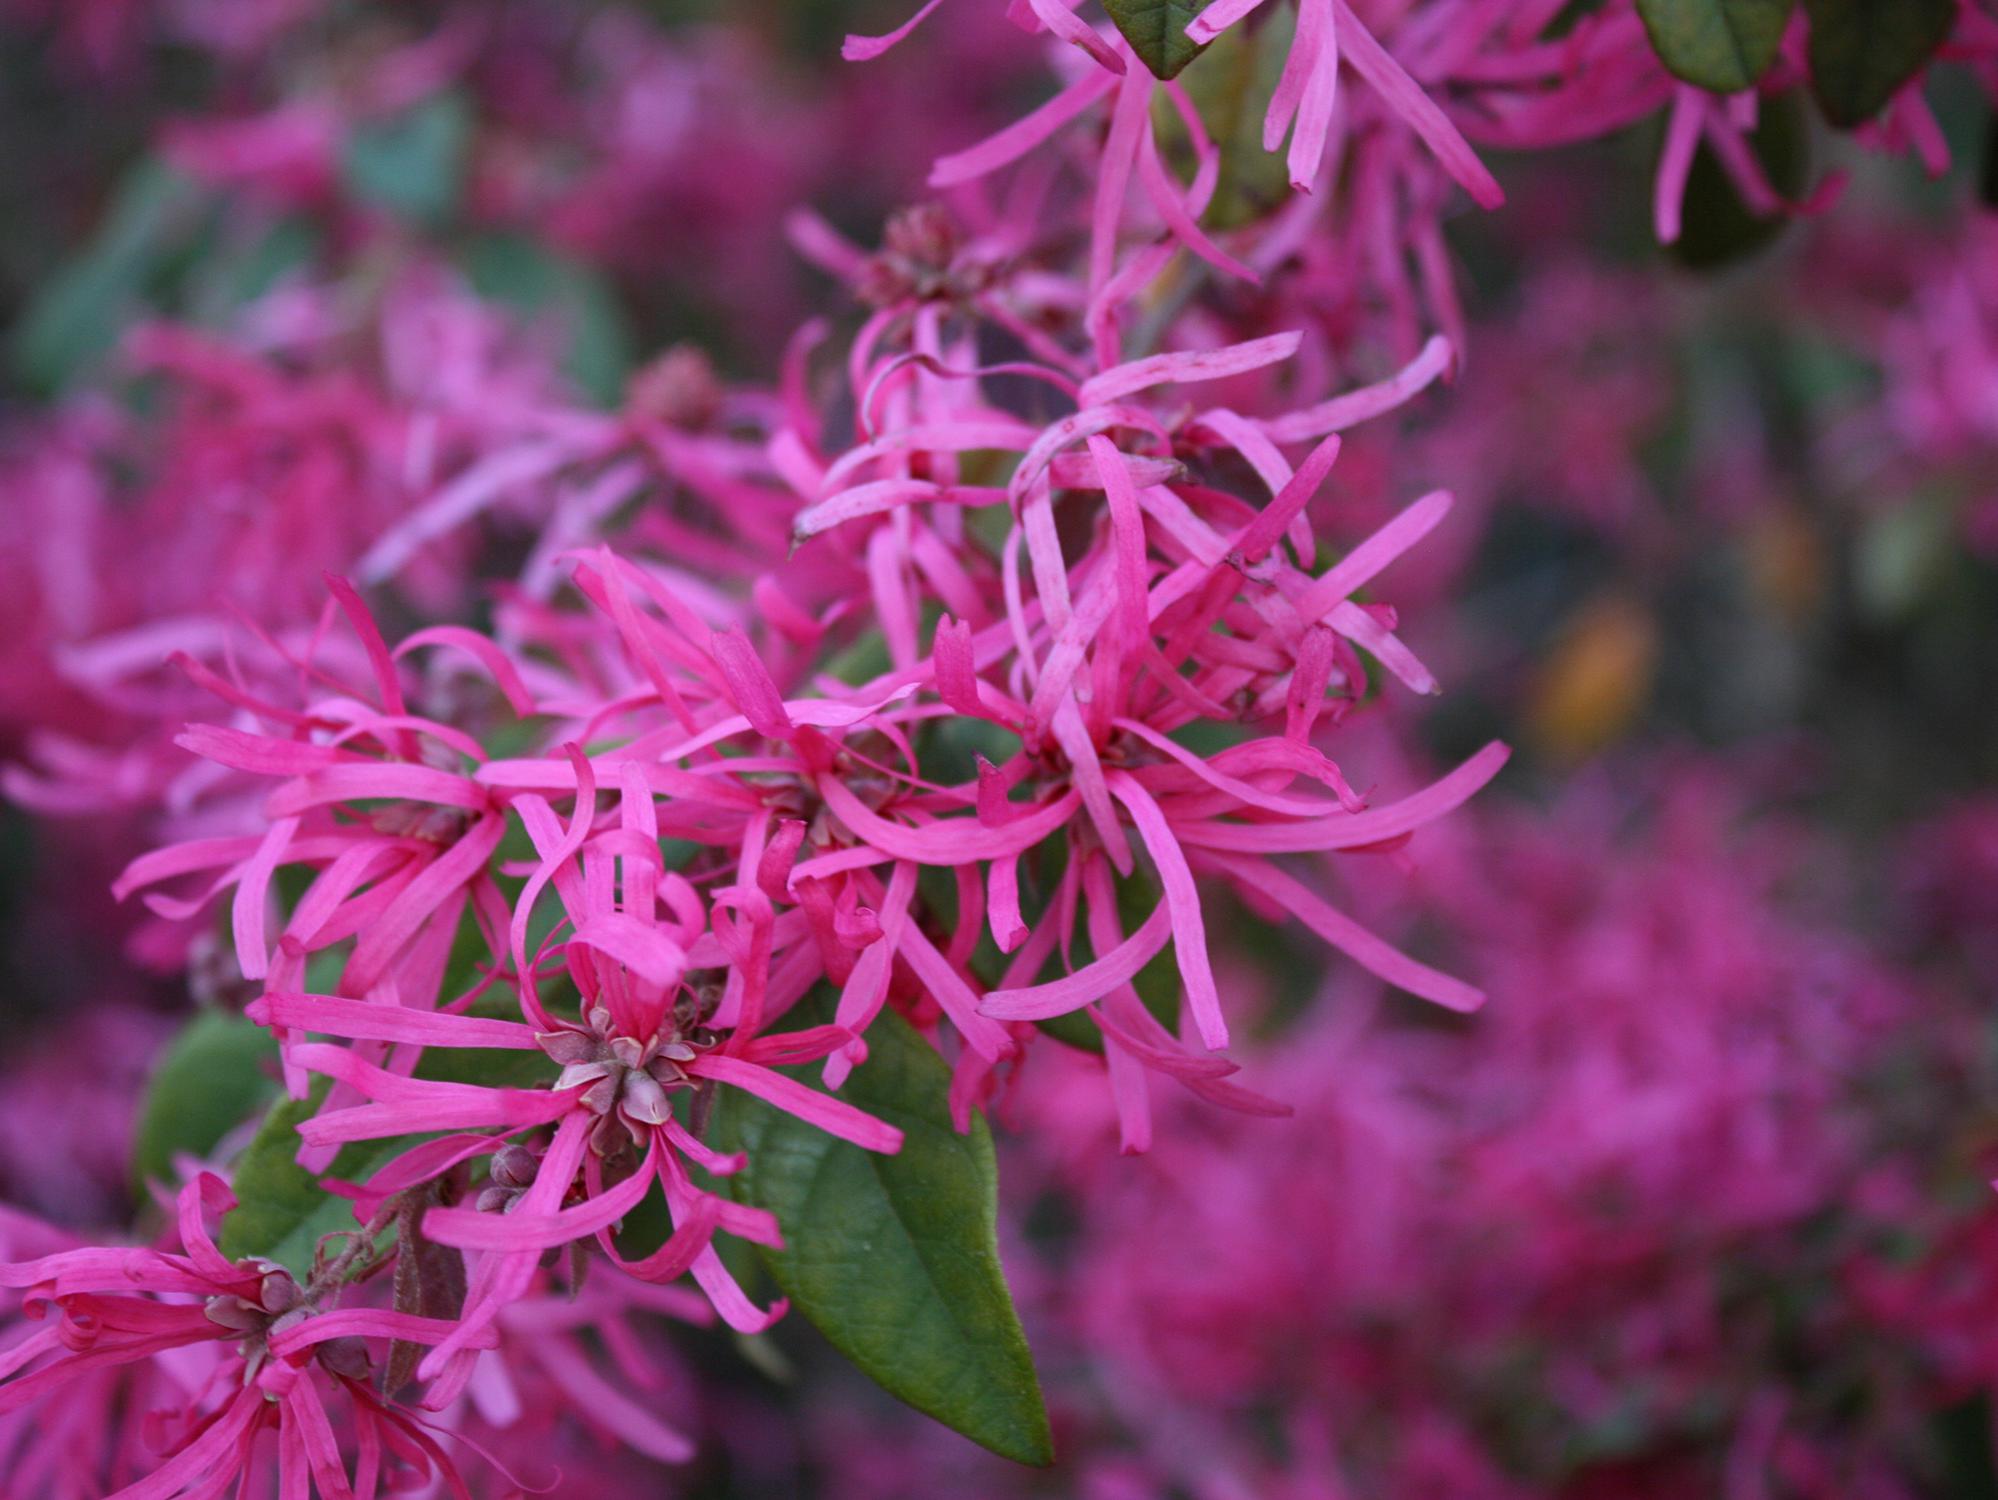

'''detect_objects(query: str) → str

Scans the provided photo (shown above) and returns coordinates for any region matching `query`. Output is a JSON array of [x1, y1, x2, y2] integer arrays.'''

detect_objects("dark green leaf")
[[132, 1010, 280, 1193], [1032, 866, 1180, 1053], [1103, 0, 1214, 80], [342, 94, 473, 227], [413, 1039, 553, 1090], [1545, 0, 1615, 37], [1671, 88, 1809, 269], [1804, 0, 1954, 128], [921, 713, 1022, 788], [1984, 110, 1998, 209], [1635, 0, 1793, 94], [1934, 1395, 1998, 1500], [714, 996, 1053, 1466]]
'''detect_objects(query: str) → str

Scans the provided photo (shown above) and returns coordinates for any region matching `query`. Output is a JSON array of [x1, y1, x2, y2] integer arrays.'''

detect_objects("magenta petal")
[[983, 900, 1174, 1021], [691, 1055, 903, 1153]]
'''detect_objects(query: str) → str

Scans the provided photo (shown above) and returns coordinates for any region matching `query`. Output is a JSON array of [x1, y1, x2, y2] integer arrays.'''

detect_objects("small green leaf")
[[1803, 0, 1954, 128], [132, 1010, 280, 1193], [714, 996, 1053, 1466], [1635, 0, 1793, 94], [1103, 0, 1214, 80], [342, 94, 473, 227]]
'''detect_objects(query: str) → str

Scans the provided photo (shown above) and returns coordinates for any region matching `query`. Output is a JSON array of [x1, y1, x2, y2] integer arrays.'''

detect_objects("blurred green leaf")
[[132, 1010, 280, 1193], [1635, 0, 1793, 94], [11, 159, 207, 394], [342, 94, 473, 227], [192, 216, 322, 320], [1803, 0, 1954, 128], [462, 233, 634, 407]]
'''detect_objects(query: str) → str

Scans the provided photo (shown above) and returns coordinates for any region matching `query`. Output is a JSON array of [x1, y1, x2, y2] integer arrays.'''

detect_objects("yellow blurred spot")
[[1527, 594, 1657, 760], [1745, 502, 1826, 623]]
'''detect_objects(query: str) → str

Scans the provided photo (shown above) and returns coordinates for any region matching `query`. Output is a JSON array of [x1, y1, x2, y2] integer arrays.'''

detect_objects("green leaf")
[[1150, 5, 1295, 231], [132, 1010, 281, 1193], [11, 159, 208, 395], [714, 996, 1053, 1466], [1803, 0, 1954, 128], [1031, 864, 1181, 1054], [218, 1088, 382, 1274], [219, 1042, 548, 1273], [1635, 0, 1793, 94], [1982, 109, 1998, 210], [1545, 0, 1615, 37], [461, 233, 635, 407], [342, 94, 473, 228], [192, 216, 322, 318], [1671, 88, 1810, 269], [1103, 0, 1214, 80]]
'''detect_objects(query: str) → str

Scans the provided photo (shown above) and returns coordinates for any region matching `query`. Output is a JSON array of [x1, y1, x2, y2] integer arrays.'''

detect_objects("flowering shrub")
[[0, 0, 1994, 1496]]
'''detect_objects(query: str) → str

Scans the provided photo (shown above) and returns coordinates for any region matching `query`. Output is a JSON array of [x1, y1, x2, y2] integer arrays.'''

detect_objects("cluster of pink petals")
[[0, 1175, 490, 1498], [808, 761, 1997, 1499], [11, 0, 1996, 1493], [846, 0, 1998, 365], [0, 267, 584, 999], [0, 1, 1530, 1487]]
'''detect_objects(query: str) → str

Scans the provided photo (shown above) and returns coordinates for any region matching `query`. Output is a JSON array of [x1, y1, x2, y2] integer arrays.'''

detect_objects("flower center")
[[536, 1004, 718, 1153], [202, 1266, 361, 1382]]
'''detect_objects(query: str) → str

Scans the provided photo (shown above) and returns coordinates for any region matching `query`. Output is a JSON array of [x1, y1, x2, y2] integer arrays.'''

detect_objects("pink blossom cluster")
[[809, 761, 1998, 1499], [0, 5, 1524, 1493], [0, 0, 1993, 1495], [852, 0, 1997, 356]]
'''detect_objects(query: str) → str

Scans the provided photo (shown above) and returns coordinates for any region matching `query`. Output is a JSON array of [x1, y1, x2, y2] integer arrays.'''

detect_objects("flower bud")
[[490, 1144, 539, 1190]]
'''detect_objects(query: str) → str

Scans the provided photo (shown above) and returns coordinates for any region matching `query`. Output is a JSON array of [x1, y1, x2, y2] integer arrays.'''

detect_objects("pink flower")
[[1, 1175, 487, 1499]]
